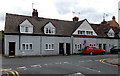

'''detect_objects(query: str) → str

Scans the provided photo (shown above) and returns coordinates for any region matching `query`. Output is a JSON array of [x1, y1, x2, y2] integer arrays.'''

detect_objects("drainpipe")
[[71, 36, 74, 54], [40, 36, 42, 55]]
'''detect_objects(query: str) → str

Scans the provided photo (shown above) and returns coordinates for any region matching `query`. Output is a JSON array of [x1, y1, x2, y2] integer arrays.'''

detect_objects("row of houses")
[[4, 9, 120, 57]]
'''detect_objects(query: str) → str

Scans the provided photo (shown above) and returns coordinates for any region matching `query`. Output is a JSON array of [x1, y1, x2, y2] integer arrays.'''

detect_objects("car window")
[[92, 47, 96, 49], [114, 46, 120, 49], [84, 46, 89, 49]]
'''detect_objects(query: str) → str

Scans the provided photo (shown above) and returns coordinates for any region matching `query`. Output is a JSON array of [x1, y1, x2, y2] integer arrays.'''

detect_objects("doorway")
[[59, 43, 64, 55], [66, 43, 71, 55], [103, 44, 106, 50], [9, 42, 15, 56]]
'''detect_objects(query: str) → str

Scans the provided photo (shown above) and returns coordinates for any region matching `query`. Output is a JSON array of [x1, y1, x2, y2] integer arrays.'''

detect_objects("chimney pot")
[[112, 16, 116, 20], [32, 9, 38, 17], [73, 16, 79, 22]]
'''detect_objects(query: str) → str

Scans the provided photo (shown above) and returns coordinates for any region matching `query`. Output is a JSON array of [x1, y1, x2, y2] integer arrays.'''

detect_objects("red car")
[[82, 46, 106, 55]]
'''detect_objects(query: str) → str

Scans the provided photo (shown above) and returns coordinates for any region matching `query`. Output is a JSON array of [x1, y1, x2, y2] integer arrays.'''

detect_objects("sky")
[[0, 0, 119, 31]]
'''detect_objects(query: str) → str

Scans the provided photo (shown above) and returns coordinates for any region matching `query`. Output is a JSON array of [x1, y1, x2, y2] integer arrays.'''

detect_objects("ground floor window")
[[22, 43, 33, 50], [75, 44, 82, 50], [89, 43, 96, 46], [45, 43, 54, 50]]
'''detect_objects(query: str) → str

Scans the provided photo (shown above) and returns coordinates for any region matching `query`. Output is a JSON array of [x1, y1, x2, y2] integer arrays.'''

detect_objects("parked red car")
[[82, 46, 106, 55]]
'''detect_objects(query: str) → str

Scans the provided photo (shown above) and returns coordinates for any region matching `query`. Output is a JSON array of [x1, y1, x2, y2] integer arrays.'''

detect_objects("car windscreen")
[[84, 46, 89, 49]]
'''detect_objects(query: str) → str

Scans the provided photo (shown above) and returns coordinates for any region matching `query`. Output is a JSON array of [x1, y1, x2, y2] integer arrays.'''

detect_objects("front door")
[[66, 43, 71, 55], [9, 42, 15, 56], [59, 43, 64, 55]]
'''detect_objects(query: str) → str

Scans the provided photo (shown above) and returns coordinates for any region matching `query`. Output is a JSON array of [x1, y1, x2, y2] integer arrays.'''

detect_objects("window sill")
[[45, 49, 54, 51]]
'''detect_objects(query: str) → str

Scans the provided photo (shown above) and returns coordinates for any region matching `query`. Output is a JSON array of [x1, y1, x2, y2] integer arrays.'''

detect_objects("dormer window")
[[44, 22, 56, 34], [78, 30, 85, 35], [86, 31, 93, 35], [45, 28, 55, 34], [107, 28, 115, 37], [20, 19, 33, 33], [25, 27, 29, 32], [78, 30, 93, 35]]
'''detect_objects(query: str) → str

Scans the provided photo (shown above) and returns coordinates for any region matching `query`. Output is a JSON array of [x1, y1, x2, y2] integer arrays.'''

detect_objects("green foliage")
[[0, 31, 3, 40]]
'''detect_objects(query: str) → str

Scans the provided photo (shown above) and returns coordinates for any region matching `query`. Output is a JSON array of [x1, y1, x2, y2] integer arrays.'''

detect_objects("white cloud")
[[0, 0, 119, 30]]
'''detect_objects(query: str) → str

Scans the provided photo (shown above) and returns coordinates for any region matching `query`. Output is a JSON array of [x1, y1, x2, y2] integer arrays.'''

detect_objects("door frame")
[[66, 43, 71, 55], [59, 43, 64, 55], [9, 42, 16, 56]]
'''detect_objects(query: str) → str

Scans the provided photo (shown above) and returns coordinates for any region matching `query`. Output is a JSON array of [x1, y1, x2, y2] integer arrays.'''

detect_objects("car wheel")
[[101, 52, 105, 55], [89, 52, 93, 55]]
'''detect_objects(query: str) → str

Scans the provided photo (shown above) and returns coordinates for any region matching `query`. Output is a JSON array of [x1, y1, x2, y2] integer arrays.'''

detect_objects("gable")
[[73, 20, 97, 36], [108, 28, 114, 33], [44, 22, 56, 34], [44, 22, 55, 28], [107, 28, 115, 37], [20, 19, 33, 27], [20, 19, 33, 33]]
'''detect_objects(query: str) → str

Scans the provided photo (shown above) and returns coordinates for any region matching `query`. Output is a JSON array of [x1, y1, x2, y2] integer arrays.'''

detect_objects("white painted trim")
[[45, 43, 54, 50], [21, 43, 33, 50], [72, 20, 97, 36]]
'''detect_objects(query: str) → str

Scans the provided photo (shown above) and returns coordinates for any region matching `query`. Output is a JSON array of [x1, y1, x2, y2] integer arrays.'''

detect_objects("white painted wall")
[[73, 20, 97, 36]]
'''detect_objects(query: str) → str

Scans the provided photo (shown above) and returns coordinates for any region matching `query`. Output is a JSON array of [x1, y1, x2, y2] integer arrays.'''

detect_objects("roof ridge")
[[6, 13, 86, 23]]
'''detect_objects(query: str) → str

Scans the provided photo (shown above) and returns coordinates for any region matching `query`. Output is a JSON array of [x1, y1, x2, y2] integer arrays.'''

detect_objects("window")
[[78, 30, 85, 35], [45, 28, 55, 34], [75, 44, 82, 50], [92, 47, 96, 49], [108, 32, 114, 37], [25, 27, 28, 32], [30, 44, 32, 50], [86, 31, 93, 35], [22, 44, 25, 50], [22, 43, 33, 50], [46, 28, 49, 33], [20, 26, 33, 33], [45, 43, 54, 50]]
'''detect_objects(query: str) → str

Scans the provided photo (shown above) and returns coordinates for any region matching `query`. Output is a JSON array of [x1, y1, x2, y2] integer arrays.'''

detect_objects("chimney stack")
[[109, 16, 119, 27], [73, 16, 79, 22], [101, 19, 107, 24], [32, 9, 38, 17]]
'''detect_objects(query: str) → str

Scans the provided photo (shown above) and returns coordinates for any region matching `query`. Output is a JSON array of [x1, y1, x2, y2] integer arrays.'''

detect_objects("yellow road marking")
[[99, 58, 118, 67], [0, 69, 20, 76]]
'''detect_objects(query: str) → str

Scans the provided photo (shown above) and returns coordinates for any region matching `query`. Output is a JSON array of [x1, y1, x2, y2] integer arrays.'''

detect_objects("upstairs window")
[[20, 19, 33, 33], [45, 28, 55, 34], [44, 22, 56, 34], [25, 27, 29, 32], [86, 31, 93, 35], [78, 30, 93, 36], [107, 28, 115, 37], [108, 32, 114, 37], [78, 30, 85, 35]]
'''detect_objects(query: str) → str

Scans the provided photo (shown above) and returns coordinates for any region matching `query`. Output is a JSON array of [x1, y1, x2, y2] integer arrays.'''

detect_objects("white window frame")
[[45, 28, 55, 34], [45, 43, 54, 50], [108, 32, 114, 37], [74, 43, 82, 50], [21, 43, 33, 50]]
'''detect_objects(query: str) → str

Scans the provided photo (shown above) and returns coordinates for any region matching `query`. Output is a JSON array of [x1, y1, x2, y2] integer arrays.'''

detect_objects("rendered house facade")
[[4, 10, 120, 57]]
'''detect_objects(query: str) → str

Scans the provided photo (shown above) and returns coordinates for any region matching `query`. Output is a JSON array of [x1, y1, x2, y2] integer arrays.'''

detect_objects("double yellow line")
[[0, 69, 20, 76], [99, 58, 118, 67]]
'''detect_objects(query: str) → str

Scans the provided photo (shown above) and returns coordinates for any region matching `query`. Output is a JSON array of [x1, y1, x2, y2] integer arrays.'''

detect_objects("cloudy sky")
[[0, 0, 119, 30]]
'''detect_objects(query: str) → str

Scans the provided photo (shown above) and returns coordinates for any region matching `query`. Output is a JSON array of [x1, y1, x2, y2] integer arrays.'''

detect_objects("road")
[[1, 54, 119, 76]]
